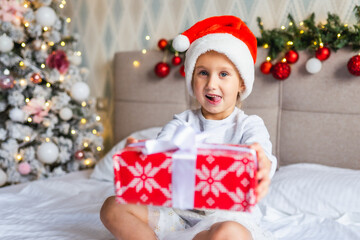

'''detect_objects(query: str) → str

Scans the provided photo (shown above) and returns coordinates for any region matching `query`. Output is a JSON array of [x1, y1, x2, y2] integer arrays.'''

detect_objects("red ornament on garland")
[[0, 75, 14, 89], [272, 62, 291, 80], [154, 62, 170, 78], [285, 50, 299, 64], [158, 39, 168, 51], [74, 150, 85, 160], [30, 73, 42, 84], [172, 55, 182, 66], [179, 65, 185, 77], [347, 55, 360, 76], [315, 46, 331, 61], [260, 61, 272, 74]]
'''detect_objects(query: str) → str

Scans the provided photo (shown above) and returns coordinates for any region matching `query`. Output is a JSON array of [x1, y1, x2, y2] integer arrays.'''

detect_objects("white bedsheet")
[[0, 166, 359, 240]]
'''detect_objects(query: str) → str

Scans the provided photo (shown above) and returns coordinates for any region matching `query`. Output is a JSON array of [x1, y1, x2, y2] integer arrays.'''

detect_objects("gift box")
[[113, 138, 258, 212]]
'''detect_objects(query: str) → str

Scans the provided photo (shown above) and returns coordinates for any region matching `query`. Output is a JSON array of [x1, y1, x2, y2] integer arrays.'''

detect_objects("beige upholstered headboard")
[[114, 49, 360, 169]]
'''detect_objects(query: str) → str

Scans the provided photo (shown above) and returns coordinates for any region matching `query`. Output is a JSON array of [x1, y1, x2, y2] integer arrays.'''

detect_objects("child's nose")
[[206, 74, 218, 89]]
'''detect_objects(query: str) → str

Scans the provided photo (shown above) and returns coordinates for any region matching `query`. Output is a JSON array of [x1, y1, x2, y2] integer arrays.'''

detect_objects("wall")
[[64, 0, 359, 150]]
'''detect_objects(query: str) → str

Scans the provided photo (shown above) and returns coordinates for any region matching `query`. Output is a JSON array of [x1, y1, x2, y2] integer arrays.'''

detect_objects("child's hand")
[[125, 137, 138, 147], [249, 143, 271, 202]]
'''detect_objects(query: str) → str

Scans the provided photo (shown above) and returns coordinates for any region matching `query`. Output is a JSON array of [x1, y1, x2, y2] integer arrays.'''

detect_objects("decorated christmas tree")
[[0, 0, 103, 187]]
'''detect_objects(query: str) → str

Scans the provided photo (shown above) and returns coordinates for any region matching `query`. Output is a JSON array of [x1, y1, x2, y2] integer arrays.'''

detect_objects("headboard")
[[114, 49, 360, 169]]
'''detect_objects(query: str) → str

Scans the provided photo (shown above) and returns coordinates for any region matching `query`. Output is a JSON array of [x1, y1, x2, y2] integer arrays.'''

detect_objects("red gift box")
[[113, 142, 258, 212]]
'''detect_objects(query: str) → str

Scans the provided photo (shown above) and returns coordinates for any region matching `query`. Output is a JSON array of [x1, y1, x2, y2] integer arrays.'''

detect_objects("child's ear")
[[239, 82, 246, 93]]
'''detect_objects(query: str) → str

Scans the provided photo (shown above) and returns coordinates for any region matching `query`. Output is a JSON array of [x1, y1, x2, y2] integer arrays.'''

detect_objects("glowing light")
[[299, 22, 304, 26], [344, 24, 348, 27], [92, 129, 97, 134], [19, 61, 24, 67], [289, 22, 293, 26], [27, 117, 32, 122], [319, 42, 324, 47], [145, 35, 150, 40], [3, 69, 10, 75], [76, 51, 82, 56], [20, 79, 27, 86], [24, 3, 28, 8], [300, 30, 304, 34], [60, 41, 66, 46], [266, 56, 271, 61], [21, 42, 26, 47], [142, 49, 147, 54], [66, 18, 71, 23], [263, 43, 269, 49], [133, 60, 140, 67], [59, 75, 64, 82], [41, 44, 47, 50], [16, 154, 22, 161], [24, 136, 30, 142], [71, 129, 76, 135], [25, 98, 30, 103], [24, 22, 29, 27], [45, 101, 50, 107], [48, 41, 54, 46], [41, 63, 46, 68], [97, 146, 102, 152], [59, 3, 64, 8], [43, 27, 48, 31], [96, 116, 101, 121], [281, 58, 287, 63], [83, 142, 89, 148], [281, 26, 286, 30], [46, 83, 51, 88], [287, 41, 294, 46], [84, 158, 92, 165], [45, 138, 50, 142], [337, 33, 341, 38], [81, 101, 87, 107], [80, 118, 87, 124], [313, 41, 318, 46]]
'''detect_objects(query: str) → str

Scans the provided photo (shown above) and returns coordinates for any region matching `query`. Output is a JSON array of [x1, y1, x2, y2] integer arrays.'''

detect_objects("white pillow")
[[261, 163, 360, 218], [90, 127, 162, 182]]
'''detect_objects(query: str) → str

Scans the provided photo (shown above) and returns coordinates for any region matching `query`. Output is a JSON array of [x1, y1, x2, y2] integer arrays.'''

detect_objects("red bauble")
[[158, 39, 168, 51], [272, 62, 291, 80], [285, 50, 299, 64], [74, 150, 85, 160], [260, 61, 272, 74], [30, 73, 42, 84], [172, 56, 182, 66], [179, 65, 185, 77], [154, 62, 170, 78], [347, 55, 360, 76], [315, 47, 331, 61]]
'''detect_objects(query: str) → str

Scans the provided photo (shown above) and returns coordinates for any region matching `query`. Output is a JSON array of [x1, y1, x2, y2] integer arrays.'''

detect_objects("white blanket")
[[1, 164, 359, 240]]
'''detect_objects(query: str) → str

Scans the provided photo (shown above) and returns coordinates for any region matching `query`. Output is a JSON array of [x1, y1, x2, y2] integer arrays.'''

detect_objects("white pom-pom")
[[306, 58, 322, 74], [172, 34, 190, 52]]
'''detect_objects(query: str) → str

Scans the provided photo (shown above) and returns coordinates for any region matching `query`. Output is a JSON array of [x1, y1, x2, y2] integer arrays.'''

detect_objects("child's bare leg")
[[100, 196, 157, 240], [192, 221, 253, 240]]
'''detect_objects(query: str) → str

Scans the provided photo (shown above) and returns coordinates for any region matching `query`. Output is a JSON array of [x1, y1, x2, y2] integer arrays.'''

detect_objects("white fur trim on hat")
[[184, 33, 254, 101], [173, 34, 190, 52]]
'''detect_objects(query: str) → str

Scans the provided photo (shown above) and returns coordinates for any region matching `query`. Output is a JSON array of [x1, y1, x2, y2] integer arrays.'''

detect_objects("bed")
[[0, 49, 359, 240]]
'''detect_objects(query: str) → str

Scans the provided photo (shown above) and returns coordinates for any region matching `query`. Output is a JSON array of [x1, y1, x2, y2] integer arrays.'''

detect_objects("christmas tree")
[[0, 0, 103, 187]]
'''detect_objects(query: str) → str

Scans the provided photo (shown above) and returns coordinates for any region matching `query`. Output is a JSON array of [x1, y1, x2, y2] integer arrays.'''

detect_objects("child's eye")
[[220, 72, 228, 77], [199, 70, 208, 76]]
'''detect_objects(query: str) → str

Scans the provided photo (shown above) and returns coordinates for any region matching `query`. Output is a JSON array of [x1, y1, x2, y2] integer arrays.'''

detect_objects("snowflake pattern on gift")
[[195, 164, 228, 197]]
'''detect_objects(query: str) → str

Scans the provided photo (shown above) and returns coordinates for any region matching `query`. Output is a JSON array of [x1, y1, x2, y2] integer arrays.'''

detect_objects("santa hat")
[[172, 15, 257, 101]]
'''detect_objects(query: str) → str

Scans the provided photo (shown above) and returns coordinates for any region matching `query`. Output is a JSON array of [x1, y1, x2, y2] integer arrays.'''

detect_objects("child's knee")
[[209, 221, 252, 240]]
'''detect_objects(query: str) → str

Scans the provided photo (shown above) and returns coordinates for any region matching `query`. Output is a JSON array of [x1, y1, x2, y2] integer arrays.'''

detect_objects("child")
[[100, 15, 276, 240]]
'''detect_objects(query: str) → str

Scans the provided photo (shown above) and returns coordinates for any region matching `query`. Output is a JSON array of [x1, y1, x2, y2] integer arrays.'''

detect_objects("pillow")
[[90, 127, 162, 182], [260, 163, 360, 219]]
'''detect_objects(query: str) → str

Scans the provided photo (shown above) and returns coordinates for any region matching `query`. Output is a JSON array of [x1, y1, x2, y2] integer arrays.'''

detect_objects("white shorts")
[[147, 206, 274, 240]]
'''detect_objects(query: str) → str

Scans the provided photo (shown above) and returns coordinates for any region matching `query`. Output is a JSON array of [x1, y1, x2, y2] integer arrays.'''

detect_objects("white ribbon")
[[129, 124, 256, 209]]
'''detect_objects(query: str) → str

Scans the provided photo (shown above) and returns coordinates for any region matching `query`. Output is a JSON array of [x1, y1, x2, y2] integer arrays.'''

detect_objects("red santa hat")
[[172, 15, 257, 100]]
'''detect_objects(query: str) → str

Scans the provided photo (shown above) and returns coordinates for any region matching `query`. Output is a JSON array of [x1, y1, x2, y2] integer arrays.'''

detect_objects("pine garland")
[[257, 5, 360, 60]]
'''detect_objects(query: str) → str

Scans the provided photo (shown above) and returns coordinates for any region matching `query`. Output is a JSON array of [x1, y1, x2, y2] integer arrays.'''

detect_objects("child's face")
[[193, 51, 244, 120]]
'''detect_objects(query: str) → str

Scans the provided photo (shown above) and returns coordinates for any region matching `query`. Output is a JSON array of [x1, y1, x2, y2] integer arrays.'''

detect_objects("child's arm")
[[249, 143, 272, 201], [125, 137, 138, 147]]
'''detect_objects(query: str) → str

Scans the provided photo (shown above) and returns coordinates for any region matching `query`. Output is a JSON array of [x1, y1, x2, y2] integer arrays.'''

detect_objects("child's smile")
[[193, 51, 243, 120]]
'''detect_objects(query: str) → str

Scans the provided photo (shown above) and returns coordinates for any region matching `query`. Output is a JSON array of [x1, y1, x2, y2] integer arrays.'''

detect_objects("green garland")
[[257, 5, 360, 61]]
